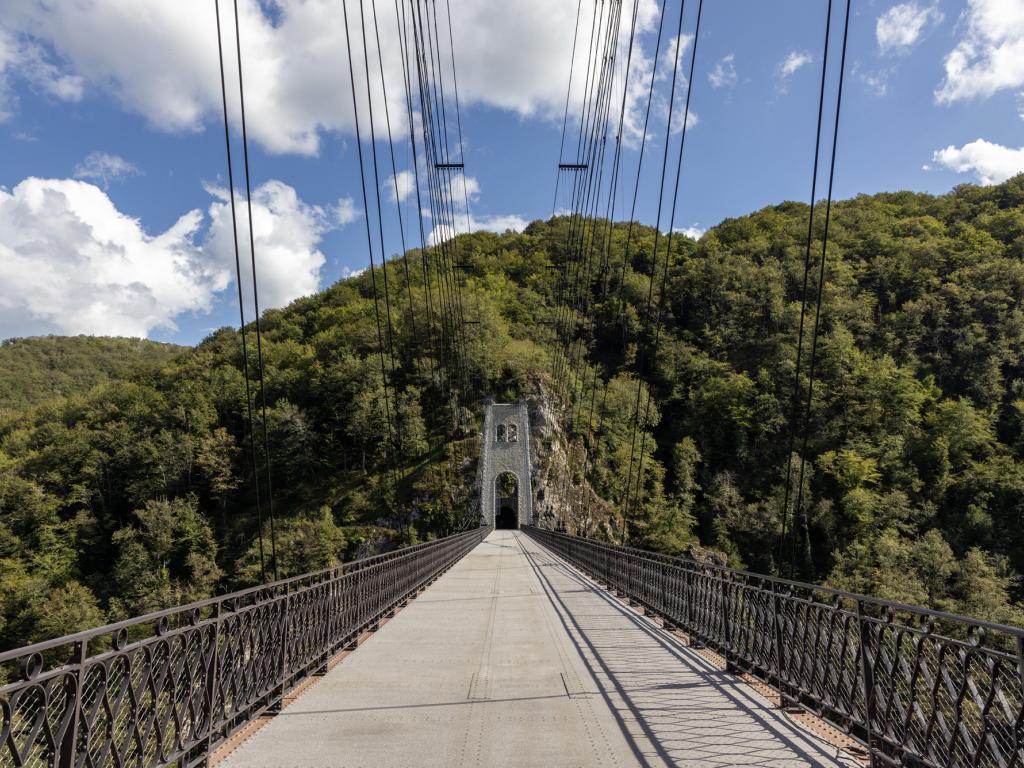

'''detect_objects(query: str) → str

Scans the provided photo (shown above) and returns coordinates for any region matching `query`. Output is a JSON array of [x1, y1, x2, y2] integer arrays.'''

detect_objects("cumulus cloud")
[[0, 177, 225, 337], [341, 265, 367, 280], [936, 0, 1024, 104], [674, 225, 705, 240], [0, 177, 349, 338], [74, 152, 140, 189], [388, 166, 478, 207], [388, 170, 417, 203], [429, 213, 529, 245], [932, 139, 1024, 184], [336, 197, 359, 226], [462, 176, 481, 200], [0, 0, 661, 154], [708, 54, 737, 90], [876, 2, 943, 55], [203, 181, 349, 311]]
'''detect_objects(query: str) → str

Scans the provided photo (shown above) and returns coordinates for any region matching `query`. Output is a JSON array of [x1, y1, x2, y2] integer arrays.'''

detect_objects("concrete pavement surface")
[[220, 530, 855, 767]]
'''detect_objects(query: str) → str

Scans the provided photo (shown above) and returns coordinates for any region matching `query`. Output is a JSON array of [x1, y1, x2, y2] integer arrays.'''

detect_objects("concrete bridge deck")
[[220, 531, 856, 767]]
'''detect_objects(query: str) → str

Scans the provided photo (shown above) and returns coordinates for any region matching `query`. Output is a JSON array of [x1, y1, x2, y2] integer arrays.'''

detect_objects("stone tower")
[[480, 402, 533, 528]]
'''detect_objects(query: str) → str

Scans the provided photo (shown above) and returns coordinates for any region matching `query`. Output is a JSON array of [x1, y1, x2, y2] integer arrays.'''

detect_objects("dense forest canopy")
[[0, 336, 185, 421], [2, 175, 1024, 650]]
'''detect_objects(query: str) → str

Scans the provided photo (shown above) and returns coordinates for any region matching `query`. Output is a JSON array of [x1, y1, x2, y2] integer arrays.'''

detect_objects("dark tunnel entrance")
[[495, 472, 519, 529]]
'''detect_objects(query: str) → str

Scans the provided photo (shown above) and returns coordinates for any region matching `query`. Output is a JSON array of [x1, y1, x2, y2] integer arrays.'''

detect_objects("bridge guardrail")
[[523, 525, 1024, 768], [0, 525, 491, 768]]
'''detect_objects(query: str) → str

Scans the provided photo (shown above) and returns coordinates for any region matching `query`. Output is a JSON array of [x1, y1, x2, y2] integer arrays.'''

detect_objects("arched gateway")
[[481, 402, 533, 528]]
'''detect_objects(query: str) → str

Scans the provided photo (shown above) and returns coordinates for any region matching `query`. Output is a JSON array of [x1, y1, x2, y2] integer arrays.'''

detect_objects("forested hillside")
[[2, 175, 1024, 650], [0, 336, 185, 420]]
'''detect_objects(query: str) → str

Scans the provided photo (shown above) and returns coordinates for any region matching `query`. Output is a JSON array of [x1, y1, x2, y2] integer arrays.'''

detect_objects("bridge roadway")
[[221, 531, 856, 767]]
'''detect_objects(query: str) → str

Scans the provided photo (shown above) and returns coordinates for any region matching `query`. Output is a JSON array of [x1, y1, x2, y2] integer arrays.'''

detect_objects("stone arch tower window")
[[496, 424, 506, 441], [507, 423, 518, 442]]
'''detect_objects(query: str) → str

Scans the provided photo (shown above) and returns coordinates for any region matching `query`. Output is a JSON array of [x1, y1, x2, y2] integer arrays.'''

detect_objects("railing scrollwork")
[[0, 526, 490, 768], [524, 525, 1024, 768]]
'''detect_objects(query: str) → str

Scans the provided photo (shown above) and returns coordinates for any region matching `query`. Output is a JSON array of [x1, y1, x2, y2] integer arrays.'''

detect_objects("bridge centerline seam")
[[512, 530, 625, 765]]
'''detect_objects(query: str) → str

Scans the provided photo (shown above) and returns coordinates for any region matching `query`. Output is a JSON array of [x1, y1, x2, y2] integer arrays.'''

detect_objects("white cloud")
[[335, 196, 359, 226], [203, 180, 340, 311], [669, 107, 699, 135], [936, 0, 1024, 103], [619, 44, 658, 147], [659, 34, 694, 79], [0, 0, 661, 155], [648, 34, 700, 135], [674, 225, 705, 240], [860, 68, 891, 97], [0, 177, 226, 337], [462, 176, 481, 200], [876, 2, 943, 55], [74, 152, 140, 189], [387, 170, 417, 203], [429, 213, 528, 245], [0, 177, 347, 338], [0, 26, 84, 120], [932, 139, 1024, 184], [341, 265, 367, 280], [0, 29, 18, 120], [459, 0, 659, 124], [780, 51, 813, 78], [708, 54, 737, 90]]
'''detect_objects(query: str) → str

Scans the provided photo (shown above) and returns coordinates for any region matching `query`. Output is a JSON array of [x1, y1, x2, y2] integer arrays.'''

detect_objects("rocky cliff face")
[[525, 376, 616, 539], [522, 376, 729, 565]]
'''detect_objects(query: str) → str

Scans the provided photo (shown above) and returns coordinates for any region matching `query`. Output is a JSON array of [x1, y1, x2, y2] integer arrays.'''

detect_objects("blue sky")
[[0, 0, 1021, 345]]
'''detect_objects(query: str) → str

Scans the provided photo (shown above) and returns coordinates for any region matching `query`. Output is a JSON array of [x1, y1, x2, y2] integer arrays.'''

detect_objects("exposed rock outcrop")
[[525, 375, 614, 538]]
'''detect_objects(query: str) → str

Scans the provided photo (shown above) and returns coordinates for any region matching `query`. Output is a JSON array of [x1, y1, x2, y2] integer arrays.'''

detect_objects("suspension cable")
[[577, 0, 644, 523], [357, 0, 407, 490], [554, 0, 624, 529], [779, 0, 836, 575], [342, 0, 402, 508], [789, 0, 852, 577], [553, 0, 585, 218], [370, 0, 417, 342], [393, 0, 446, 399], [213, 0, 267, 583], [230, 0, 280, 581], [625, 0, 703, 534]]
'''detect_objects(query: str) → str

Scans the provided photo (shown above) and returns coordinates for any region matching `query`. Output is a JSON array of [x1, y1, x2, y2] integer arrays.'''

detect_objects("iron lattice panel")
[[523, 526, 1024, 768], [0, 526, 490, 768]]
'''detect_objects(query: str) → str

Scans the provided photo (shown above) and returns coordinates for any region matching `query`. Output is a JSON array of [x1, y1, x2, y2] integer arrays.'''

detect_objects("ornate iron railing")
[[524, 526, 1024, 768], [0, 526, 490, 768]]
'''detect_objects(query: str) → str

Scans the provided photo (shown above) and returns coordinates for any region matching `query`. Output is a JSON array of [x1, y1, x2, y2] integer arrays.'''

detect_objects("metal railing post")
[[857, 599, 876, 767], [684, 567, 694, 639], [280, 582, 291, 690], [58, 639, 87, 768], [721, 572, 731, 666], [772, 585, 785, 708], [204, 602, 222, 766]]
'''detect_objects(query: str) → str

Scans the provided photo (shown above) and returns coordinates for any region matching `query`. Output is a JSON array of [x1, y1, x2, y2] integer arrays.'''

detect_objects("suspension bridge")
[[1, 0, 1022, 766], [2, 407, 1022, 767]]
